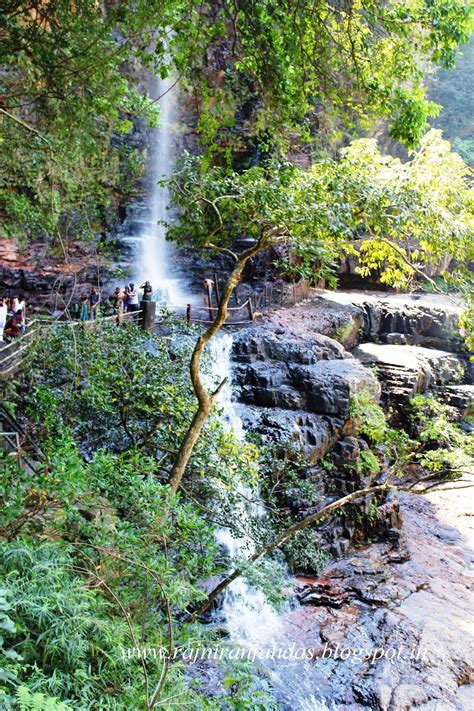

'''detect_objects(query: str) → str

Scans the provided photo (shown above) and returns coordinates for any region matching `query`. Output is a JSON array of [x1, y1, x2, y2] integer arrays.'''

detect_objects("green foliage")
[[252, 440, 331, 574], [19, 322, 258, 498], [174, 0, 473, 152], [357, 449, 381, 475], [1, 322, 283, 708], [349, 391, 389, 446], [0, 1, 168, 245], [2, 0, 472, 245], [15, 687, 69, 711], [218, 662, 278, 710], [280, 529, 331, 575], [169, 130, 473, 319], [408, 394, 473, 473]]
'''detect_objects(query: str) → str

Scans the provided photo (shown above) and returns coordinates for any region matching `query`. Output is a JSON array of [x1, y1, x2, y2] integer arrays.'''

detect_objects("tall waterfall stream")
[[134, 72, 191, 307], [208, 336, 332, 710], [136, 71, 333, 708]]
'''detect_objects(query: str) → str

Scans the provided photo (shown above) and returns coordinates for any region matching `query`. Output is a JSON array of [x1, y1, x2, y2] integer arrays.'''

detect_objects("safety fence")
[[184, 277, 311, 325], [0, 402, 43, 473], [0, 310, 142, 381], [0, 279, 312, 376]]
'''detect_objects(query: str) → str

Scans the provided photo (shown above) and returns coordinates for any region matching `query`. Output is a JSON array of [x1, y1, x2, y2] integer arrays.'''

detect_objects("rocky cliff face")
[[232, 325, 379, 464], [0, 238, 113, 306], [228, 291, 472, 561]]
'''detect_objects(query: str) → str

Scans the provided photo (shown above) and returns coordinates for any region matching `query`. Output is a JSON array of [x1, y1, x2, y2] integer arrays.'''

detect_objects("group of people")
[[73, 281, 154, 321], [0, 295, 27, 342], [110, 281, 149, 315]]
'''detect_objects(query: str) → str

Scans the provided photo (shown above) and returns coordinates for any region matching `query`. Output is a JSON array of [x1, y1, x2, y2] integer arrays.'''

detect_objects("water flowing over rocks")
[[222, 290, 473, 709]]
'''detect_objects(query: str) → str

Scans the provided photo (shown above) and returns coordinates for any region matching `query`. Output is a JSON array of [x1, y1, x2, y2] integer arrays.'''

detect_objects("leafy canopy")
[[169, 129, 473, 292], [1, 0, 472, 244]]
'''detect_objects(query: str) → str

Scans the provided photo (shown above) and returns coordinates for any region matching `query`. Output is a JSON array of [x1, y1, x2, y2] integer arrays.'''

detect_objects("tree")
[[163, 129, 472, 495], [172, 0, 473, 155], [1, 1, 472, 246]]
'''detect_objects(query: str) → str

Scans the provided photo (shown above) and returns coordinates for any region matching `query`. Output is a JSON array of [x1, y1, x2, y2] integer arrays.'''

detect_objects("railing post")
[[247, 297, 255, 321], [206, 283, 213, 321], [213, 273, 220, 304], [140, 301, 156, 331]]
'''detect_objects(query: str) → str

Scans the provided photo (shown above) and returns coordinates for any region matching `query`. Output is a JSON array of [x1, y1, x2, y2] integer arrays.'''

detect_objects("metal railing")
[[183, 277, 311, 325], [0, 403, 43, 473], [0, 310, 143, 380]]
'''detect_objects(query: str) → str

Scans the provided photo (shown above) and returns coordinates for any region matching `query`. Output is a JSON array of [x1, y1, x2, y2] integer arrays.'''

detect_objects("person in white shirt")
[[17, 294, 26, 319], [0, 298, 8, 342], [128, 283, 139, 316], [10, 296, 19, 314]]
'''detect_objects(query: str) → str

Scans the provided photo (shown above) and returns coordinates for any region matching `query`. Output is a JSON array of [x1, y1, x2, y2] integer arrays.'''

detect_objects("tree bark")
[[167, 236, 268, 494], [190, 483, 392, 619]]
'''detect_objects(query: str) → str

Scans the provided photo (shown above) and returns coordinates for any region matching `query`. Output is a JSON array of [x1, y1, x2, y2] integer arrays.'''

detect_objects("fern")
[[16, 686, 69, 711]]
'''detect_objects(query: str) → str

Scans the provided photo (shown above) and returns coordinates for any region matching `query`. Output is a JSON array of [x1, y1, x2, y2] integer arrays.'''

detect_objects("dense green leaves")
[[1, 0, 472, 245], [169, 130, 473, 298]]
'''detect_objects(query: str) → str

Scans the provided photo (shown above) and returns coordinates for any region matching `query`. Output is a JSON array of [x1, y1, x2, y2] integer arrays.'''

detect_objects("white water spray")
[[209, 335, 284, 644], [208, 335, 331, 710], [134, 72, 191, 307]]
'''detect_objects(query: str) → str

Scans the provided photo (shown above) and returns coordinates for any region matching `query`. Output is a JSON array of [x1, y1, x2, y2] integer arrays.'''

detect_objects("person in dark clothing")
[[122, 286, 130, 313], [89, 287, 101, 320], [140, 281, 153, 301]]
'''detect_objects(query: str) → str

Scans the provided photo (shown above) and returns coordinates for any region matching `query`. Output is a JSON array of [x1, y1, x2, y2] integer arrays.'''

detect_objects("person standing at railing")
[[112, 287, 124, 314], [140, 281, 153, 301], [5, 309, 24, 338], [9, 295, 19, 315], [202, 278, 214, 307], [79, 295, 90, 322], [128, 283, 139, 320], [17, 295, 26, 321], [89, 287, 101, 320], [0, 298, 7, 342], [123, 286, 130, 312]]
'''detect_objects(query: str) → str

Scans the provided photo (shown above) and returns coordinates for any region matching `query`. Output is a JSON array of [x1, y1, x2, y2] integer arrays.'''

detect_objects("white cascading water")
[[208, 335, 332, 711], [135, 71, 191, 306], [135, 66, 331, 708], [209, 335, 284, 642]]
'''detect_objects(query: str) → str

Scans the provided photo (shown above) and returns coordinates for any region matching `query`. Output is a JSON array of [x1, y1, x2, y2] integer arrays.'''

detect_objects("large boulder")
[[232, 325, 347, 364], [289, 360, 381, 417], [232, 325, 380, 460], [360, 300, 465, 353], [354, 343, 467, 405], [240, 407, 345, 464]]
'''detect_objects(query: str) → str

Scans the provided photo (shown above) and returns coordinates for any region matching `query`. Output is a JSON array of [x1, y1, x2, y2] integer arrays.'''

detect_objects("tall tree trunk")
[[168, 237, 266, 494]]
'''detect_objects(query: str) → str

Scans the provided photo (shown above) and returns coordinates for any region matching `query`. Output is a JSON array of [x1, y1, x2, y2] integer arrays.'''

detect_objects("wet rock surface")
[[359, 299, 466, 353], [227, 291, 472, 710], [232, 324, 380, 462], [281, 492, 474, 710], [354, 343, 467, 406], [259, 292, 472, 413]]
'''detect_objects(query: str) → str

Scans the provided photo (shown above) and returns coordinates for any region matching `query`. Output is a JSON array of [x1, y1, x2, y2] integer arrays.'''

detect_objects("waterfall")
[[208, 335, 332, 710], [133, 71, 191, 307], [209, 335, 284, 643]]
